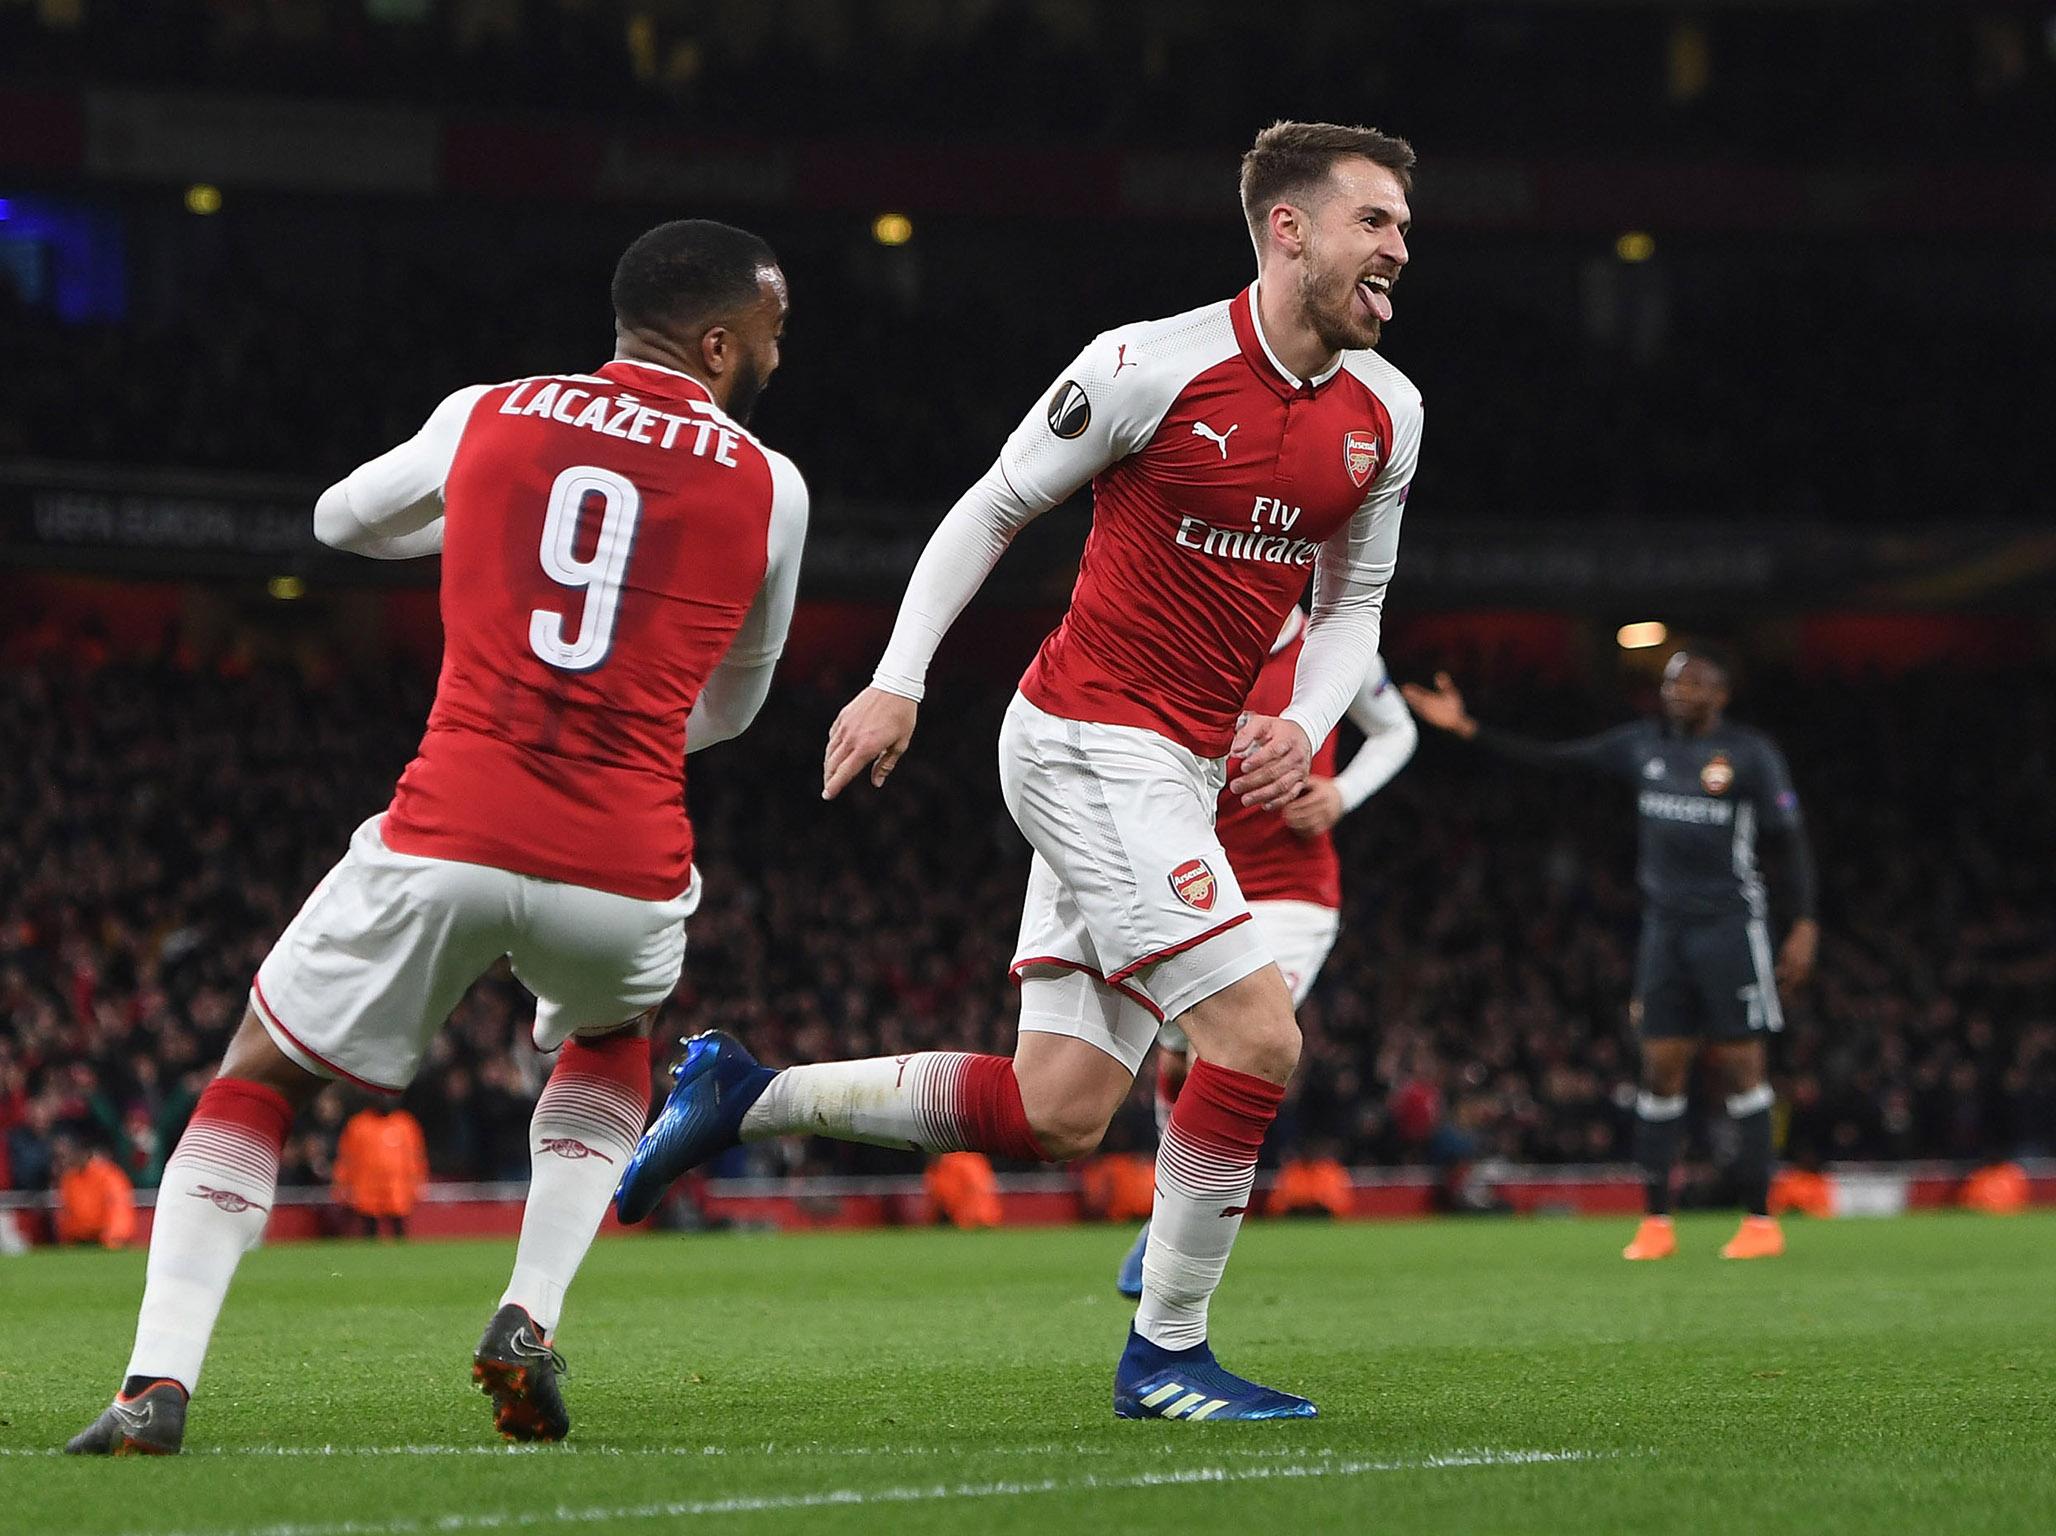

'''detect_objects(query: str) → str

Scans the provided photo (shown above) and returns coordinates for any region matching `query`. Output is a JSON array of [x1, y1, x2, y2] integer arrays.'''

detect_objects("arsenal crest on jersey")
[[1700, 753, 1735, 795], [1168, 857, 1218, 912], [1343, 430, 1381, 488]]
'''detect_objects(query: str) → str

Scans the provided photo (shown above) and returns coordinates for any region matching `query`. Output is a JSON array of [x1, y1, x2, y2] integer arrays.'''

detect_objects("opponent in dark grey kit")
[[1405, 647, 1817, 1260]]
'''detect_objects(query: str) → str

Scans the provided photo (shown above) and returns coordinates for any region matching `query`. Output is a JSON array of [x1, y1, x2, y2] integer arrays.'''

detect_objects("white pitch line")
[[0, 1440, 1448, 1462], [6, 1440, 1255, 1460], [113, 1449, 1615, 1536]]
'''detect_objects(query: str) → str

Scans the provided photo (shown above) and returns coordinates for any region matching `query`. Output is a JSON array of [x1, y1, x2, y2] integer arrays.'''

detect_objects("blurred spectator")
[[333, 1102, 429, 1238], [1268, 1152, 1354, 1220], [1078, 1155, 1156, 1223], [924, 1152, 1002, 1230], [1, 640, 2050, 1191], [52, 1133, 137, 1248]]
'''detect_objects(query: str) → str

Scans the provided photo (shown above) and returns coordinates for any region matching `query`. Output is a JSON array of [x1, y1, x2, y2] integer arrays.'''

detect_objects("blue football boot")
[[1113, 1327, 1317, 1421], [615, 1031, 774, 1223], [1116, 1220, 1150, 1299]]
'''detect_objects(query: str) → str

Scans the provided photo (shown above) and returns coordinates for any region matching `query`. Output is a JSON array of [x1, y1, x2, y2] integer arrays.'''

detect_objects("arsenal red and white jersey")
[[1002, 285, 1422, 758], [1218, 623, 1345, 908], [1216, 613, 1414, 909], [332, 359, 806, 901]]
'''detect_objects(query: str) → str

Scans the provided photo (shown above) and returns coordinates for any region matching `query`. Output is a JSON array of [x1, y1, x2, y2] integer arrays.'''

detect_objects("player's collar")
[[600, 357, 717, 404], [1236, 282, 1346, 398]]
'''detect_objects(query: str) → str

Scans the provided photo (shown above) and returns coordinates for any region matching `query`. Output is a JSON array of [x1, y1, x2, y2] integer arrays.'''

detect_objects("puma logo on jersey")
[[1191, 420, 1238, 457], [1113, 344, 1137, 376]]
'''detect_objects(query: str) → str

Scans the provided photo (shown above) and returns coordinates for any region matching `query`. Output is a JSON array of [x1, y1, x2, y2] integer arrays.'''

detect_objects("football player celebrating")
[[68, 221, 806, 1453], [619, 121, 1423, 1422]]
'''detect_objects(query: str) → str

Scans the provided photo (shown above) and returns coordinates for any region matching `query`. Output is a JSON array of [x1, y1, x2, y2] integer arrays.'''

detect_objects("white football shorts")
[[998, 691, 1273, 1068], [1157, 898, 1341, 1054], [252, 814, 697, 1093]]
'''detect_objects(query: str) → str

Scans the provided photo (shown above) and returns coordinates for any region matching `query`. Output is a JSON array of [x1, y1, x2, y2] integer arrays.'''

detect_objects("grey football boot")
[[473, 1303, 571, 1442], [66, 1380, 188, 1455]]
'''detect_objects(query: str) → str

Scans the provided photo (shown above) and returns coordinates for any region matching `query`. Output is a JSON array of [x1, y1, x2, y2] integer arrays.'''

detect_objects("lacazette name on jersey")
[[497, 379, 746, 464]]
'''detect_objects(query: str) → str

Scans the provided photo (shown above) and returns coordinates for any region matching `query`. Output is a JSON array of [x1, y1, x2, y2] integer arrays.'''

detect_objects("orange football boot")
[[1720, 1215, 1785, 1260], [1622, 1215, 1676, 1260]]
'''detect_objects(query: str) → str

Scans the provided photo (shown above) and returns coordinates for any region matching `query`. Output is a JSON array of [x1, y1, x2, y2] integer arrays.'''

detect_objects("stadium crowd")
[[6, 0, 2049, 157], [5, 239, 2047, 534], [4, 636, 2050, 1201]]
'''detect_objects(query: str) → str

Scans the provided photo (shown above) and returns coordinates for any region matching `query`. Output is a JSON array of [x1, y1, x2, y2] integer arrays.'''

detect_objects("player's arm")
[[1282, 657, 1418, 836], [1402, 672, 1645, 779], [1243, 391, 1424, 811], [687, 454, 808, 754], [824, 335, 1158, 799], [1755, 738, 1820, 989], [312, 386, 488, 559]]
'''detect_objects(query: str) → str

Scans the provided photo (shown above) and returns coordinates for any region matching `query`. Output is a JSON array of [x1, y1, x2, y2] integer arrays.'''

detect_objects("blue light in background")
[[0, 195, 126, 321]]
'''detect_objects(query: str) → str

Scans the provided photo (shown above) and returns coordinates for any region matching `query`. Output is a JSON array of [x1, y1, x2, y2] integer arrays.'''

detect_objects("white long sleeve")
[[687, 451, 809, 753], [870, 460, 1050, 700], [1331, 656, 1418, 812], [870, 327, 1176, 700], [312, 386, 488, 559], [1281, 376, 1423, 750]]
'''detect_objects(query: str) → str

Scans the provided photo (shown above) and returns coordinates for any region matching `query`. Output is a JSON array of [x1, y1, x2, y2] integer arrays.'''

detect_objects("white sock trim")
[[1636, 1091, 1688, 1121], [1726, 1083, 1775, 1118]]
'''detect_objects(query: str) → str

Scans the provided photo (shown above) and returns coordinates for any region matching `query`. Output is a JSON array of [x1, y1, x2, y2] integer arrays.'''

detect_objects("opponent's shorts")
[[1634, 910, 1782, 1041], [1158, 898, 1341, 1053], [252, 814, 698, 1092], [999, 692, 1272, 1069]]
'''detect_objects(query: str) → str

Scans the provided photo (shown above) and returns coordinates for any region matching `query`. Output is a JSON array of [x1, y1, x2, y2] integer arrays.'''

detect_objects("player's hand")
[[823, 688, 918, 799], [1775, 917, 1819, 993], [1281, 776, 1345, 837], [1228, 714, 1313, 811], [1399, 672, 1479, 739]]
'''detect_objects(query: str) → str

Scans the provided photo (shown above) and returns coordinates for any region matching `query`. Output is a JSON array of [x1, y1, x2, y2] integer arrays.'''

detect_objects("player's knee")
[[1239, 1013, 1302, 1085], [1025, 1105, 1109, 1163], [1192, 1009, 1300, 1085]]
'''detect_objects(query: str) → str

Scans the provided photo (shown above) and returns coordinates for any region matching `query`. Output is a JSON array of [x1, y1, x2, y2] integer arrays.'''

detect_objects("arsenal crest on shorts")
[[1700, 753, 1735, 795], [1168, 857, 1218, 912], [1343, 430, 1381, 488]]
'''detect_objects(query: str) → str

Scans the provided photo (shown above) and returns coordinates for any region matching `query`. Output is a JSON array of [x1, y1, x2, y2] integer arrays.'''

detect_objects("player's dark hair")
[[611, 220, 779, 340], [1240, 120, 1416, 233]]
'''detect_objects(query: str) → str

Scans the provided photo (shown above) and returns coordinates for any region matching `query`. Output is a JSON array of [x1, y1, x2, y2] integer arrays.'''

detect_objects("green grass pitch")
[[4, 1212, 2051, 1535]]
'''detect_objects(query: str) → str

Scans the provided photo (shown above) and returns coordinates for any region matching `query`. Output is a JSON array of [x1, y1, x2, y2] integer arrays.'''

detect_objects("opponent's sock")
[[1135, 1059, 1282, 1351], [501, 1033, 651, 1335], [740, 1053, 1046, 1160], [1726, 1083, 1775, 1218], [1633, 1091, 1688, 1217], [123, 1077, 292, 1394]]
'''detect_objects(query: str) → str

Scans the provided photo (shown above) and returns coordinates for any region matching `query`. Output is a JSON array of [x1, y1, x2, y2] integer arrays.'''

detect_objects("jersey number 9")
[[528, 464, 642, 672]]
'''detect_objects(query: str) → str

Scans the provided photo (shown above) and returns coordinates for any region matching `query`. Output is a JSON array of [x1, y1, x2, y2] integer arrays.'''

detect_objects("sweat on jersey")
[[312, 358, 808, 901], [872, 282, 1424, 758], [1473, 717, 1816, 922], [1217, 610, 1415, 908]]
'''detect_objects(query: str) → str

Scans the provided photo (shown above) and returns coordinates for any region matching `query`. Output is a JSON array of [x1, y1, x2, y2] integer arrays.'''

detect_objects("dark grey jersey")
[[1476, 717, 1811, 920]]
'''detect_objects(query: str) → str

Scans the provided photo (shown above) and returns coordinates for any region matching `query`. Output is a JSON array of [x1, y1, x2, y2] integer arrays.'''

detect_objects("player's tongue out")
[[1356, 276, 1393, 323]]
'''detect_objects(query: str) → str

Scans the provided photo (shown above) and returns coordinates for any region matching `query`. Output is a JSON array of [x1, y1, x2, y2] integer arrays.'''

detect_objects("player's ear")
[[1267, 203, 1306, 259], [697, 323, 731, 378]]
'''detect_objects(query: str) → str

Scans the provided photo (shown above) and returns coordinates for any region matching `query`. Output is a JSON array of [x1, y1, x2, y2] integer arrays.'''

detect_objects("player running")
[[66, 220, 806, 1454], [617, 121, 1424, 1422], [1403, 648, 1818, 1261], [1116, 617, 1416, 1297]]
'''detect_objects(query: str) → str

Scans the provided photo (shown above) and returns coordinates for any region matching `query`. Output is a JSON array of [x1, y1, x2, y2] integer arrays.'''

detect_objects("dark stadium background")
[[3, 0, 2052, 1236]]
